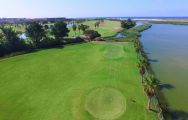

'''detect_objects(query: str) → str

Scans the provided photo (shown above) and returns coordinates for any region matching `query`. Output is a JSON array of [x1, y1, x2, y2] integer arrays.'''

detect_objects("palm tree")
[[144, 77, 156, 111], [78, 25, 81, 33], [136, 47, 140, 58], [72, 25, 77, 36], [138, 55, 149, 75], [139, 64, 146, 83]]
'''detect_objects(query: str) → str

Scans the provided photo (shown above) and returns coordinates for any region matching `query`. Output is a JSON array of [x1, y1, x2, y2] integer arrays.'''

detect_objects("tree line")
[[0, 21, 70, 57], [0, 21, 102, 57], [132, 24, 166, 119]]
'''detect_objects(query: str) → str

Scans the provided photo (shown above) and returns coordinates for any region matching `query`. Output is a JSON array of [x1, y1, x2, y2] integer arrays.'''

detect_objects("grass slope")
[[0, 43, 157, 120], [68, 20, 122, 37], [106, 24, 152, 42]]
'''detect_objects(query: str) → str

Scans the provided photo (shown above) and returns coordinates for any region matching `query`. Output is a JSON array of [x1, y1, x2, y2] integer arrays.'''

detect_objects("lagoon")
[[141, 24, 188, 118]]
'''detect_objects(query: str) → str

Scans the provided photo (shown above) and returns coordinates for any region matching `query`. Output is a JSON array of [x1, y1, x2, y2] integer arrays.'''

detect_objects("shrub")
[[40, 37, 62, 48], [26, 22, 46, 48], [121, 18, 136, 29], [51, 21, 69, 40], [84, 30, 101, 41]]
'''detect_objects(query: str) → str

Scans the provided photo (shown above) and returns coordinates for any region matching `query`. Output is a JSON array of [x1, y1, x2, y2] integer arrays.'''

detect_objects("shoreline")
[[138, 29, 167, 120], [133, 18, 188, 22], [113, 24, 167, 119], [134, 18, 188, 25], [139, 23, 188, 119], [127, 24, 167, 119]]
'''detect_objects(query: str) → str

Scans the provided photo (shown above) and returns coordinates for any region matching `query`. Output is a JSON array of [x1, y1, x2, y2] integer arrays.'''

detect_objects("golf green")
[[85, 87, 126, 120]]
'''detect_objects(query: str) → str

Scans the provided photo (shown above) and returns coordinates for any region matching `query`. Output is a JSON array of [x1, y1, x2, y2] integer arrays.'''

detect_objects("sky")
[[0, 0, 188, 18]]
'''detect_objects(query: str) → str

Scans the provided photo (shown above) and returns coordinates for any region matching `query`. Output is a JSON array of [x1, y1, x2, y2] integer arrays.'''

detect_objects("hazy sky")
[[0, 0, 188, 18]]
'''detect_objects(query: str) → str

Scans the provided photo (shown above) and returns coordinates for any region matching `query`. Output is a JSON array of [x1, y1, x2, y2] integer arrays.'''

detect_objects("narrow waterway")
[[141, 24, 188, 119]]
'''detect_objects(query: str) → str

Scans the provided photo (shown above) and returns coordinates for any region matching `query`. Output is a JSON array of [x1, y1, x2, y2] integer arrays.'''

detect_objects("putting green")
[[104, 44, 125, 59], [85, 88, 126, 120]]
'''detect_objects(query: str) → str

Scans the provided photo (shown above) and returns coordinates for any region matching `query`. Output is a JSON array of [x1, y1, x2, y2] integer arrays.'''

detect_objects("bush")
[[0, 43, 5, 56], [51, 21, 69, 40], [64, 37, 85, 44], [40, 37, 62, 48], [0, 26, 29, 56], [121, 18, 136, 29], [84, 30, 101, 41], [78, 24, 89, 32], [25, 22, 46, 48]]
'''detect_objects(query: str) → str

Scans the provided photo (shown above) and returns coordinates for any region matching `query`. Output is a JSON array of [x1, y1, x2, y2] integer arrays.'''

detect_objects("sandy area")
[[114, 27, 123, 31], [92, 41, 129, 44], [133, 18, 188, 22]]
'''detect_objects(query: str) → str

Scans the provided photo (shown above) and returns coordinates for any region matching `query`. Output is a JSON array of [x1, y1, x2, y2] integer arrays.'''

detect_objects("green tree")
[[78, 25, 81, 33], [94, 22, 100, 28], [144, 77, 156, 111], [80, 24, 89, 32], [121, 18, 136, 29], [26, 22, 46, 48], [51, 21, 70, 40], [139, 64, 146, 83], [0, 26, 24, 52], [72, 25, 77, 36], [0, 32, 5, 56], [44, 25, 49, 30], [127, 18, 136, 27], [84, 30, 101, 41], [135, 47, 140, 58]]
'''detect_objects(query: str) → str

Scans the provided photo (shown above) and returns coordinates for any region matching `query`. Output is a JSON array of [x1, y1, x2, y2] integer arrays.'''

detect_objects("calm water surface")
[[141, 24, 188, 115]]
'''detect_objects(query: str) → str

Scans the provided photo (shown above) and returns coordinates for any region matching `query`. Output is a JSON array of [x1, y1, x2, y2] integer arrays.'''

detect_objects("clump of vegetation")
[[0, 20, 72, 57], [78, 24, 89, 32], [84, 30, 101, 41], [26, 22, 46, 48], [72, 24, 77, 36], [51, 21, 70, 40], [121, 18, 136, 29], [44, 25, 49, 30], [0, 26, 29, 56], [94, 21, 100, 28]]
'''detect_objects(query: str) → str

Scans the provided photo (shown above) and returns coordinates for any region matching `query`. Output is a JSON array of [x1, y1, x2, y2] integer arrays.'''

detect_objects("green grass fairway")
[[0, 43, 157, 120], [69, 20, 122, 37], [3, 24, 26, 33]]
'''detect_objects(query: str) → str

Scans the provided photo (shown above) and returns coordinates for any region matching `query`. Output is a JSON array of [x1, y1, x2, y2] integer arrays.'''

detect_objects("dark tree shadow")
[[159, 84, 174, 91], [148, 58, 158, 63], [145, 52, 151, 55], [170, 110, 188, 120]]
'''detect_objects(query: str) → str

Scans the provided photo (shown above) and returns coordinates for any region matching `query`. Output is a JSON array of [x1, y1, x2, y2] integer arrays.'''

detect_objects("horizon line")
[[1, 16, 188, 19]]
